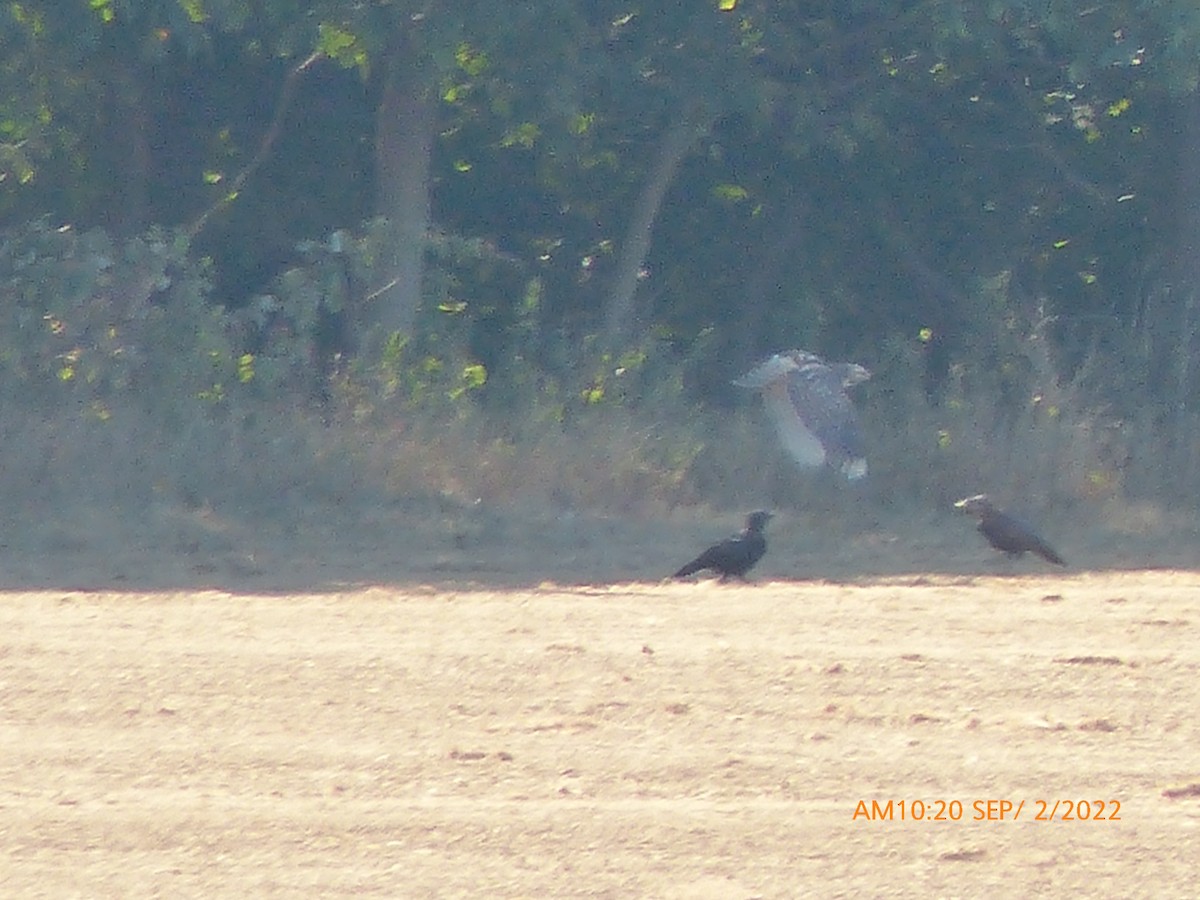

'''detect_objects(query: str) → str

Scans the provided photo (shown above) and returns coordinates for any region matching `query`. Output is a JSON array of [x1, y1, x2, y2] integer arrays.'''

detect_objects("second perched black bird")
[[673, 511, 773, 580], [954, 494, 1066, 566]]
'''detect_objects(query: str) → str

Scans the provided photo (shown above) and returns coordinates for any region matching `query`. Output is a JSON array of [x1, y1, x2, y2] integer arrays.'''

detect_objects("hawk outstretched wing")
[[733, 350, 870, 480]]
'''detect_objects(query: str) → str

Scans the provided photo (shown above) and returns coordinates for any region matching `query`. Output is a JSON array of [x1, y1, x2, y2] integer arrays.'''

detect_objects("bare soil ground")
[[2, 505, 1199, 897]]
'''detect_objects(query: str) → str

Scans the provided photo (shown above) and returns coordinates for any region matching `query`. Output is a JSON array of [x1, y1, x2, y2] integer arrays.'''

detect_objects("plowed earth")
[[3, 560, 1199, 896]]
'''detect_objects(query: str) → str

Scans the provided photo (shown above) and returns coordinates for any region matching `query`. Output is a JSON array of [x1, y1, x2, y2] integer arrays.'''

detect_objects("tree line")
[[2, 1, 1198, 439]]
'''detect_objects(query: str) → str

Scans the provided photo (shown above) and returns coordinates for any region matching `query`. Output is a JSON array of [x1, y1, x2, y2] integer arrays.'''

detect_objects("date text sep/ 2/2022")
[[852, 799, 1122, 821]]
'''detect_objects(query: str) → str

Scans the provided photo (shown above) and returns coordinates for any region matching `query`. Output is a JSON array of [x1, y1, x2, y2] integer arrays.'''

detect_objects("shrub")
[[0, 219, 240, 424]]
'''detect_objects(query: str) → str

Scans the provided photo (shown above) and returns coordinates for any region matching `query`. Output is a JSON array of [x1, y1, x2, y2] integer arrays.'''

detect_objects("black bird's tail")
[[1032, 541, 1066, 566], [673, 558, 703, 578]]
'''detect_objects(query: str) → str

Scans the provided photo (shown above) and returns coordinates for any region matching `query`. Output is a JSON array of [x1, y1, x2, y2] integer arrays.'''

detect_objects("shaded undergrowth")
[[0, 218, 1186, 551]]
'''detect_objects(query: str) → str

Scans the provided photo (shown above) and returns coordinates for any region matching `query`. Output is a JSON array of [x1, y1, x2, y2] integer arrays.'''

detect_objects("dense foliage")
[[2, 1, 1199, 510]]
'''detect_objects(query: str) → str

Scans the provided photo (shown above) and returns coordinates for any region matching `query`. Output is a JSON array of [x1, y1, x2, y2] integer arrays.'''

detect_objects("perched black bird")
[[733, 350, 871, 480], [955, 494, 1066, 566], [673, 511, 773, 580]]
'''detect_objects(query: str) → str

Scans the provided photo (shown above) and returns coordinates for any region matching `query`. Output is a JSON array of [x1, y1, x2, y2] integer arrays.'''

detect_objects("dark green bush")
[[0, 219, 239, 423]]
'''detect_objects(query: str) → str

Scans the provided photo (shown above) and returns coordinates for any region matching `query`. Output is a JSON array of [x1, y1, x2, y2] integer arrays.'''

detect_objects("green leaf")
[[501, 122, 540, 148], [1106, 98, 1131, 117], [89, 0, 114, 23], [712, 183, 749, 202], [317, 23, 368, 70], [455, 43, 489, 77], [179, 0, 207, 24], [461, 363, 487, 388], [569, 113, 595, 135]]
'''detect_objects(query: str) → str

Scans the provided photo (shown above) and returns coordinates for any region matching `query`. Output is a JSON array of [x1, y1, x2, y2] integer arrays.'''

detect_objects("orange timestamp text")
[[852, 798, 1122, 822]]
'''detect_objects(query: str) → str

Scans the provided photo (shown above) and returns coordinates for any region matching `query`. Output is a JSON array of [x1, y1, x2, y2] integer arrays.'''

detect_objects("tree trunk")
[[1173, 91, 1200, 405], [602, 113, 707, 346], [1161, 89, 1200, 493], [733, 192, 810, 364], [873, 201, 965, 401], [101, 58, 150, 234], [373, 47, 437, 338]]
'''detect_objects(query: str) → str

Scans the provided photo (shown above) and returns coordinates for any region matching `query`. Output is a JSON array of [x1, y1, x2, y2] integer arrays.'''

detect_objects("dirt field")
[[2, 506, 1199, 897]]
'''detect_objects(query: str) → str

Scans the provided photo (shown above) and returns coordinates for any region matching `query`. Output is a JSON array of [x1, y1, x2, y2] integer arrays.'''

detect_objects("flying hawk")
[[734, 350, 870, 480], [954, 494, 1066, 566], [673, 510, 773, 581]]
